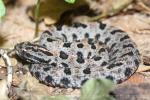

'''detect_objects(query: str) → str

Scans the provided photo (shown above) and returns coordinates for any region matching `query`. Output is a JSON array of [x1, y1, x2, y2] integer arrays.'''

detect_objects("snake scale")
[[15, 22, 141, 88]]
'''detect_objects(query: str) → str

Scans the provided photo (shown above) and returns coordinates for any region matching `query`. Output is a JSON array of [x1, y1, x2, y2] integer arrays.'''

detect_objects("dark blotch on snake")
[[61, 62, 69, 67], [110, 43, 117, 50], [84, 33, 89, 38], [81, 78, 88, 85], [45, 75, 53, 83], [98, 48, 106, 54], [95, 34, 100, 41], [47, 38, 55, 42], [91, 43, 96, 49], [43, 30, 52, 36], [34, 71, 40, 78], [120, 35, 129, 41], [73, 22, 87, 28], [51, 62, 57, 67], [77, 43, 84, 48], [104, 37, 111, 44], [83, 68, 91, 74], [107, 64, 116, 69], [99, 22, 106, 30], [123, 44, 134, 48], [62, 34, 67, 42], [134, 59, 140, 67], [121, 51, 134, 57], [115, 62, 123, 66], [76, 51, 85, 64], [106, 75, 114, 81], [64, 67, 71, 75], [93, 56, 102, 61], [110, 29, 124, 35], [88, 38, 94, 45], [43, 67, 50, 72], [101, 61, 107, 66], [56, 25, 63, 31], [72, 34, 77, 41], [63, 43, 71, 48], [124, 68, 132, 76], [87, 52, 92, 59], [60, 77, 70, 86], [59, 51, 69, 59]]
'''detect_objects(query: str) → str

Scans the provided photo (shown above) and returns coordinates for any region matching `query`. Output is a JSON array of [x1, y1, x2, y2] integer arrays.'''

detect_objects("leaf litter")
[[0, 0, 150, 100]]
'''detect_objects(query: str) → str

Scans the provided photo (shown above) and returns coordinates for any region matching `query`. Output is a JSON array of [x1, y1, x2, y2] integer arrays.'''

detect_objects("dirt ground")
[[0, 0, 150, 100]]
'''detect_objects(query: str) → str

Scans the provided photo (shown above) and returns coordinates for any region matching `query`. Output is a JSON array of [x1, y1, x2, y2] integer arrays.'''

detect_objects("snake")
[[15, 22, 141, 88]]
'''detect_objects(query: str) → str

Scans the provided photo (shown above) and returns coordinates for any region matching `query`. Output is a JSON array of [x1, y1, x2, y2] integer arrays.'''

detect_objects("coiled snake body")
[[15, 22, 140, 88]]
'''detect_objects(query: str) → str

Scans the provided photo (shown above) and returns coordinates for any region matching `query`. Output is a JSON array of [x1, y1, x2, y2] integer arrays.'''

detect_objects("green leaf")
[[41, 95, 71, 100], [0, 0, 6, 21], [65, 0, 76, 4], [80, 78, 116, 100]]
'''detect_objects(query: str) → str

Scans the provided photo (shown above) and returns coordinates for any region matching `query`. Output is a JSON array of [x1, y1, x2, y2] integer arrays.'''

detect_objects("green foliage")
[[80, 78, 116, 100], [0, 0, 6, 21], [64, 0, 76, 4], [42, 95, 70, 100]]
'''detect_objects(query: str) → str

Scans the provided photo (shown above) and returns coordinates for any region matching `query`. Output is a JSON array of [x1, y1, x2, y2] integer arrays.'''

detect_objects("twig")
[[0, 49, 13, 92], [31, 35, 40, 43], [137, 65, 150, 72], [138, 1, 150, 12], [89, 0, 134, 21], [34, 0, 41, 37]]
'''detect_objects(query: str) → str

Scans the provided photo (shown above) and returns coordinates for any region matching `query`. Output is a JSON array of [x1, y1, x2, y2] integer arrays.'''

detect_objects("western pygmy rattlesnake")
[[15, 22, 140, 88]]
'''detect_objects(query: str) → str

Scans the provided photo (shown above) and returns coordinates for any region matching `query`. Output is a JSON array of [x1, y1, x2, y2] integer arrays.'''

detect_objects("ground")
[[0, 0, 150, 100]]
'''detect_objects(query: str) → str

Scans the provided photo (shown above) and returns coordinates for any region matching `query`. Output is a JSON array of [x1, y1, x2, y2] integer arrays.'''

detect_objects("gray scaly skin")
[[15, 22, 140, 88]]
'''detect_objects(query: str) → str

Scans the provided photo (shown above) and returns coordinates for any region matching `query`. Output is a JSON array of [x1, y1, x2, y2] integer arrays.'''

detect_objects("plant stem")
[[35, 0, 40, 37]]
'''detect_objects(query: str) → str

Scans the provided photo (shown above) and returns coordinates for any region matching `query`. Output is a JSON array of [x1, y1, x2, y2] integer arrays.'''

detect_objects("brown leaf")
[[0, 66, 7, 79], [28, 0, 86, 25]]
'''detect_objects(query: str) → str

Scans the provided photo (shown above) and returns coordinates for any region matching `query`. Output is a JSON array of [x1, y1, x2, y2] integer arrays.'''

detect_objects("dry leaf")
[[28, 0, 86, 25], [0, 66, 7, 79], [137, 65, 150, 72], [0, 80, 8, 100]]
